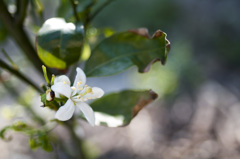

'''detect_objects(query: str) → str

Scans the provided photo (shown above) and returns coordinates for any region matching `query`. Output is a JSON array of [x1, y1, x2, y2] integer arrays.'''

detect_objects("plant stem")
[[65, 119, 86, 159], [0, 59, 43, 93], [88, 0, 115, 22], [0, 0, 44, 74], [1, 49, 18, 69], [70, 0, 80, 22], [15, 0, 28, 25]]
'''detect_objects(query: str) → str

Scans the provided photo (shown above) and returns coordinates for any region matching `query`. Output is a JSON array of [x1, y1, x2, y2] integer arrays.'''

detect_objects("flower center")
[[71, 85, 93, 102], [77, 81, 83, 90]]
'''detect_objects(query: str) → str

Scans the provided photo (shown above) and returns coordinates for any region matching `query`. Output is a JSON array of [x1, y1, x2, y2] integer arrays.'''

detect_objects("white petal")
[[55, 99, 75, 121], [51, 82, 72, 98], [82, 87, 104, 101], [54, 75, 71, 85], [92, 87, 104, 98], [46, 91, 52, 101], [55, 92, 60, 98], [77, 102, 95, 126], [73, 67, 86, 89]]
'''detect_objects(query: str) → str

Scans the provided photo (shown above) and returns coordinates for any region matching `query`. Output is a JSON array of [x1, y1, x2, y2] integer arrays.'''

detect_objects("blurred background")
[[1, 0, 240, 158]]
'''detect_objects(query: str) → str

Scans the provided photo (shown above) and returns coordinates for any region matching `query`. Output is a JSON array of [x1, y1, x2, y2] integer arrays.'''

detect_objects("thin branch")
[[15, 0, 28, 25], [70, 0, 80, 22], [88, 0, 114, 22], [65, 119, 86, 159], [0, 0, 45, 75], [1, 49, 18, 69], [0, 59, 43, 93], [33, 0, 44, 24]]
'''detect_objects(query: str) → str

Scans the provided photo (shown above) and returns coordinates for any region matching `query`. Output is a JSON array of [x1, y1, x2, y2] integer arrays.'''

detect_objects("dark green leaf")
[[0, 22, 8, 42], [36, 18, 84, 69], [57, 0, 71, 18], [91, 90, 158, 127], [85, 28, 170, 77]]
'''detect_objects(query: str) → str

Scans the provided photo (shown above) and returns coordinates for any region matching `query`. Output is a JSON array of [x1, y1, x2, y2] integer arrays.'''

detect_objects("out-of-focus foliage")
[[0, 121, 53, 152]]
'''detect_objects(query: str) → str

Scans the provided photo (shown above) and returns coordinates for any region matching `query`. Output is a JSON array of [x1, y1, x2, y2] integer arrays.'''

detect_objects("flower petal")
[[55, 99, 75, 121], [92, 87, 104, 98], [81, 87, 104, 101], [77, 102, 95, 126], [54, 75, 71, 85], [51, 82, 72, 98], [73, 67, 86, 89]]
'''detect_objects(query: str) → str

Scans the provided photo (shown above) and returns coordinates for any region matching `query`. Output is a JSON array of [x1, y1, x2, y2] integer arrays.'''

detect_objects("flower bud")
[[46, 90, 55, 101]]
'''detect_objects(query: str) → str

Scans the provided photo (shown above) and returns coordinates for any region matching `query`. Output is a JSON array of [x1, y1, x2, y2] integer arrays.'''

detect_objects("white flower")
[[51, 67, 104, 126]]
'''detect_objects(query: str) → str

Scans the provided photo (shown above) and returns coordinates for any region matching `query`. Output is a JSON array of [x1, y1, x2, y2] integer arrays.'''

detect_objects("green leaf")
[[1, 121, 53, 152], [0, 22, 8, 42], [38, 132, 53, 152], [91, 90, 158, 127], [0, 126, 11, 140], [12, 121, 28, 131], [85, 28, 170, 77], [41, 93, 46, 103], [0, 121, 29, 141], [29, 132, 53, 152], [29, 137, 38, 149], [36, 18, 84, 69], [57, 0, 71, 18]]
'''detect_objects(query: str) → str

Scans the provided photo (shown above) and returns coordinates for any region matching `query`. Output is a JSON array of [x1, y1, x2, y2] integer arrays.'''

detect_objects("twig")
[[65, 119, 86, 159], [0, 59, 43, 93], [1, 49, 18, 69], [15, 0, 28, 25], [88, 0, 114, 22], [70, 0, 80, 22], [31, 0, 44, 24], [0, 0, 46, 75]]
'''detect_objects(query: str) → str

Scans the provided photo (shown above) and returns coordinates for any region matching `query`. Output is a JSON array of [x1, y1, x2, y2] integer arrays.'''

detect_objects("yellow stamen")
[[86, 87, 92, 93]]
